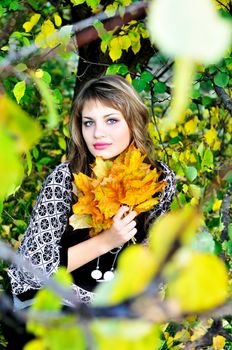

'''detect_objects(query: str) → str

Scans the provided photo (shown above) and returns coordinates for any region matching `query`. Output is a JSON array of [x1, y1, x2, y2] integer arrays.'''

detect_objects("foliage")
[[70, 145, 166, 236], [0, 0, 232, 349]]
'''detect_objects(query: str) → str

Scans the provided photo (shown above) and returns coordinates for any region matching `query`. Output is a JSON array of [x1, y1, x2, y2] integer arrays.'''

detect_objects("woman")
[[8, 75, 175, 309]]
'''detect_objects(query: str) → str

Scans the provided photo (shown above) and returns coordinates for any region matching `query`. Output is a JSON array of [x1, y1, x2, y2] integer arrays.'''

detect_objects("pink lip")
[[94, 143, 111, 150]]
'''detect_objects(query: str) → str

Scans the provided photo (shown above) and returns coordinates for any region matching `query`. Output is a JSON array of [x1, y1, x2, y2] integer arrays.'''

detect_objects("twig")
[[214, 85, 232, 115], [220, 182, 232, 241], [150, 84, 170, 164]]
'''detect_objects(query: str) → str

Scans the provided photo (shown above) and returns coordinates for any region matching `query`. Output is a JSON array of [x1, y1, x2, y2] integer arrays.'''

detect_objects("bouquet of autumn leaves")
[[69, 145, 167, 237]]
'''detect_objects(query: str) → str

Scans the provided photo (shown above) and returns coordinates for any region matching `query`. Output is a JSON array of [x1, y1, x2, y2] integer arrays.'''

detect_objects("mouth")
[[93, 143, 112, 150]]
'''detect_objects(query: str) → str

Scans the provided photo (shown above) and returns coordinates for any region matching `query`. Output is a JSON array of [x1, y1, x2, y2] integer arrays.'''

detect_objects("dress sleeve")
[[7, 163, 73, 296], [145, 160, 176, 230]]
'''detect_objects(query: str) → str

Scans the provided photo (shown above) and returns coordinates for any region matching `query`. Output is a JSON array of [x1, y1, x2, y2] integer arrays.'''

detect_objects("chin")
[[93, 151, 116, 160]]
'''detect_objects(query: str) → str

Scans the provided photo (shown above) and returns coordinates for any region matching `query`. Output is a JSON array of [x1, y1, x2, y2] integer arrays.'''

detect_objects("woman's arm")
[[67, 206, 137, 272], [8, 163, 73, 296]]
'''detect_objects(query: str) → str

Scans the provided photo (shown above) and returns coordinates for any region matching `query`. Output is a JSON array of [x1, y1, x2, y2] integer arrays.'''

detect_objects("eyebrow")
[[82, 113, 121, 120]]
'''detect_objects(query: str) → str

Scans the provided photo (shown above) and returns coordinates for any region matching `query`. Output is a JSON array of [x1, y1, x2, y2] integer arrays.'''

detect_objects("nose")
[[94, 122, 105, 138]]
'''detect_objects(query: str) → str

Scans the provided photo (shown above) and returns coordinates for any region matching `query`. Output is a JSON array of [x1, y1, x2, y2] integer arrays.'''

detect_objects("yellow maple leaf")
[[69, 214, 92, 230], [135, 198, 159, 214], [92, 157, 112, 178], [73, 172, 93, 193], [70, 145, 167, 236]]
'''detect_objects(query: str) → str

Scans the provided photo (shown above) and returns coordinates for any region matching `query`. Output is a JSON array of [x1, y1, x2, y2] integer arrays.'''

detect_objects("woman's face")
[[81, 99, 131, 159]]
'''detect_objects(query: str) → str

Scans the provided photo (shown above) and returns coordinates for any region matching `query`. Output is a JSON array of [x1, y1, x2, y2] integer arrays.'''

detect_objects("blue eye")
[[83, 120, 94, 127], [106, 118, 118, 124]]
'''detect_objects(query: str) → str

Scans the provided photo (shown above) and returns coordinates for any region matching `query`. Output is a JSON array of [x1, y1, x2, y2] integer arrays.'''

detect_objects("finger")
[[125, 220, 137, 232], [121, 211, 137, 226], [127, 227, 137, 239], [114, 206, 129, 221]]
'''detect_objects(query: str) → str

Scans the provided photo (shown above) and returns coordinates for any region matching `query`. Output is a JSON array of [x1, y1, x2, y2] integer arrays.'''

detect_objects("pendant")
[[91, 269, 102, 280], [103, 270, 115, 281]]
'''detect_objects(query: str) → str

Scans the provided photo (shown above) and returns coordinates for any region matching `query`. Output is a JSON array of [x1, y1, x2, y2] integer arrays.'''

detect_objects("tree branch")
[[214, 85, 232, 115], [220, 182, 232, 241], [184, 318, 232, 350], [0, 1, 147, 74]]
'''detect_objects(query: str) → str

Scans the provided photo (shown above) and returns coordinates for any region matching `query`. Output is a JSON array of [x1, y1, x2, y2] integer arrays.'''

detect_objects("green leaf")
[[32, 75, 59, 128], [27, 0, 39, 10], [15, 63, 27, 72], [31, 289, 62, 313], [94, 20, 111, 41], [53, 88, 63, 105], [202, 148, 214, 169], [70, 0, 85, 5], [170, 136, 181, 144], [58, 136, 66, 150], [0, 130, 24, 201], [228, 223, 232, 241], [154, 81, 166, 94], [42, 71, 51, 84], [32, 146, 39, 160], [9, 0, 22, 10], [26, 150, 33, 176], [202, 96, 213, 106], [37, 157, 51, 165], [91, 320, 161, 350], [106, 64, 128, 75], [13, 80, 26, 104], [54, 267, 73, 286], [184, 166, 198, 182], [224, 170, 232, 183], [222, 241, 232, 258], [0, 5, 4, 17], [86, 0, 99, 10], [132, 78, 146, 93], [0, 95, 41, 152], [141, 71, 153, 83], [214, 72, 229, 87], [94, 245, 157, 305]]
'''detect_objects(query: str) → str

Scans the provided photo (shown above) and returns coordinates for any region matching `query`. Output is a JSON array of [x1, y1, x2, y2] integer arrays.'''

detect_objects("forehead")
[[81, 98, 123, 116]]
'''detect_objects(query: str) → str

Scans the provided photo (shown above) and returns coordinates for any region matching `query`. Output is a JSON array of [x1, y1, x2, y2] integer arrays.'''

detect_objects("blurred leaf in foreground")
[[148, 205, 203, 266], [0, 95, 41, 204], [147, 0, 232, 131], [91, 320, 161, 350], [94, 245, 157, 305], [165, 251, 228, 312]]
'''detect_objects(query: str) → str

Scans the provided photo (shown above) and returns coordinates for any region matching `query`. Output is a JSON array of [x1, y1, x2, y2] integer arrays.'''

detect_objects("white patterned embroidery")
[[8, 163, 72, 294]]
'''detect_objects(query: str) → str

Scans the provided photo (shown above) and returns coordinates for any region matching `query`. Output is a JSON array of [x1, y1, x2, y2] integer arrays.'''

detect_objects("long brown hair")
[[67, 75, 154, 173]]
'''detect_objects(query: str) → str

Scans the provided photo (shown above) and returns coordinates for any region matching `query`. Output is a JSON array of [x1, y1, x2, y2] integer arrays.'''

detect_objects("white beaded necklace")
[[91, 245, 123, 282]]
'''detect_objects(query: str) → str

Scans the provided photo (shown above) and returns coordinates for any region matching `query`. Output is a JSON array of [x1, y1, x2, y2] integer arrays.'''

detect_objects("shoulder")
[[155, 160, 176, 190], [145, 160, 176, 227]]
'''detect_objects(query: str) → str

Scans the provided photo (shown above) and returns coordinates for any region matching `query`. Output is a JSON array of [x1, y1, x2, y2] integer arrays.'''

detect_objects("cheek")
[[120, 124, 131, 143], [81, 128, 90, 147]]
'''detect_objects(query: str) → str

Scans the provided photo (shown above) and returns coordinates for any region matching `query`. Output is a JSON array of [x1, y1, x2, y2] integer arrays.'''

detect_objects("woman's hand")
[[68, 206, 137, 271], [101, 206, 137, 250]]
